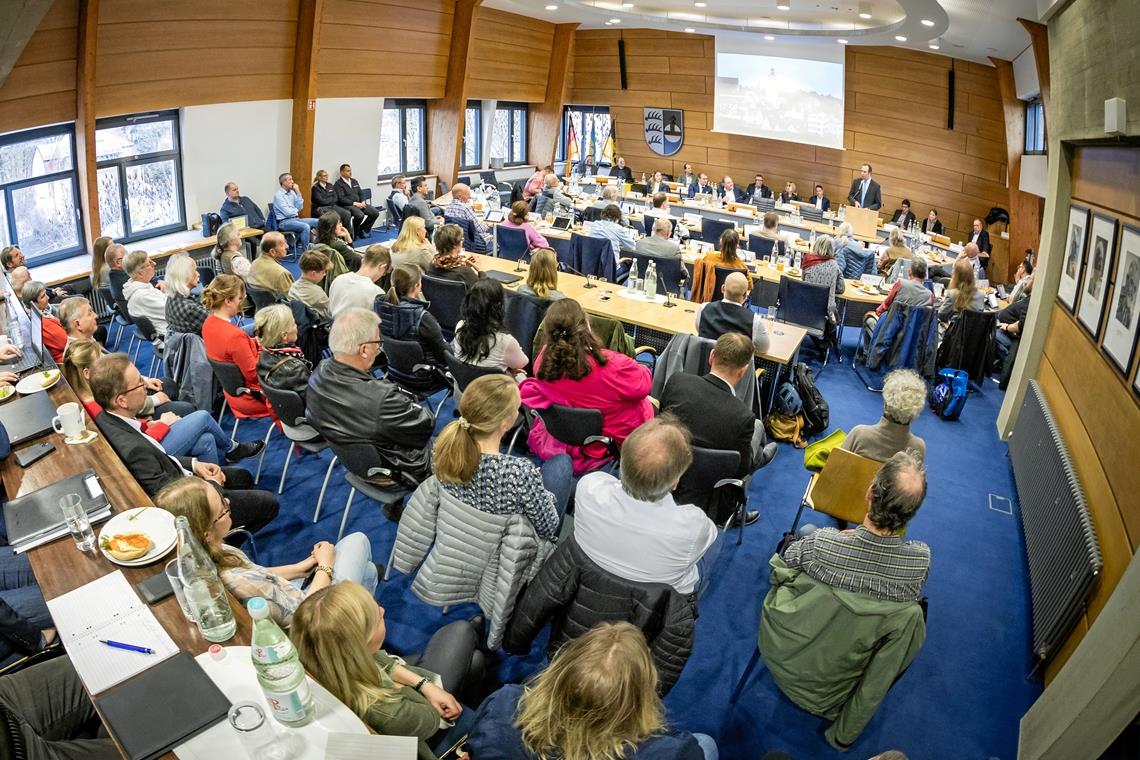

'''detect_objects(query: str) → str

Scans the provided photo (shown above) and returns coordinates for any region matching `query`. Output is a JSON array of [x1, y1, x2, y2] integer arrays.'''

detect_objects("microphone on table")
[[662, 286, 680, 308], [561, 262, 597, 287], [514, 249, 532, 273]]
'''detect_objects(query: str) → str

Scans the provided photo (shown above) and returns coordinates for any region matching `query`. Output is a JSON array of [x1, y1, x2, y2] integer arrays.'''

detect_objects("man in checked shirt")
[[782, 451, 930, 603]]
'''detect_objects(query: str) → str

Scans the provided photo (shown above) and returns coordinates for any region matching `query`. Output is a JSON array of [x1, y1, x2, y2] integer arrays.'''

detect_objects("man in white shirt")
[[328, 244, 391, 316], [573, 415, 722, 596], [647, 192, 689, 240], [121, 250, 169, 336]]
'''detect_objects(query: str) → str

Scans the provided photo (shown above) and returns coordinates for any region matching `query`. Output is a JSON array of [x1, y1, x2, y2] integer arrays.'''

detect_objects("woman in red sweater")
[[201, 275, 273, 419]]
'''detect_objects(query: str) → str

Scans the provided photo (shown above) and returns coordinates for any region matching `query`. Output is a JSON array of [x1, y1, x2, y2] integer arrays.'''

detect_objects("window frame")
[[0, 124, 84, 266], [378, 99, 428, 181], [460, 100, 482, 172], [492, 102, 529, 167], [1024, 98, 1046, 155], [95, 110, 186, 245]]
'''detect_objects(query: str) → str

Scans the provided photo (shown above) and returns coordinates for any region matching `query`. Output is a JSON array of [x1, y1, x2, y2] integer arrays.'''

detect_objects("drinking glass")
[[59, 494, 95, 552], [228, 702, 287, 760], [166, 559, 195, 622], [766, 306, 777, 321]]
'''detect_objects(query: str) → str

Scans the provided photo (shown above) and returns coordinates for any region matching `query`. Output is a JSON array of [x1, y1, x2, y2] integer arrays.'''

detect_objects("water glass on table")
[[60, 494, 95, 552], [166, 559, 195, 622], [228, 702, 288, 760]]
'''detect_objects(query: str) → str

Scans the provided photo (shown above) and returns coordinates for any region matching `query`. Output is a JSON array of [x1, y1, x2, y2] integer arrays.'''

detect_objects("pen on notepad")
[[99, 639, 155, 655]]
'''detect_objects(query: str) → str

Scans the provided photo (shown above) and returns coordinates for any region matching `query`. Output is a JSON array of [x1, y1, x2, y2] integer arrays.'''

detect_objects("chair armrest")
[[713, 478, 746, 490], [634, 345, 657, 356], [366, 466, 394, 478]]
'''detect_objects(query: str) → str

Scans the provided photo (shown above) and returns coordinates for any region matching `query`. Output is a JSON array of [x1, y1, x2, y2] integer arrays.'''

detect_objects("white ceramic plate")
[[16, 369, 60, 394], [98, 507, 177, 567], [0, 385, 15, 403]]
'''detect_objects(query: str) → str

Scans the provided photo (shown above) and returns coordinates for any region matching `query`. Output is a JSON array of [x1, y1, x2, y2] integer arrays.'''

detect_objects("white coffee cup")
[[52, 402, 86, 439]]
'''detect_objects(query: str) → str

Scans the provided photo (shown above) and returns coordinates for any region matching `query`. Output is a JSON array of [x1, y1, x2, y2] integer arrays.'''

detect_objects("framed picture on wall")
[[1103, 223, 1140, 376], [1077, 212, 1119, 338], [1058, 204, 1089, 312]]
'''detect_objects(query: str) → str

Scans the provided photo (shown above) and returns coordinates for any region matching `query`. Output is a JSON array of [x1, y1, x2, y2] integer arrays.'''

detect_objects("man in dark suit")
[[809, 184, 831, 212], [890, 199, 917, 228], [334, 163, 380, 240], [968, 218, 991, 254], [846, 163, 882, 210], [659, 332, 778, 527], [89, 353, 279, 535], [746, 173, 772, 201], [687, 172, 714, 198], [718, 175, 746, 203], [611, 156, 633, 182]]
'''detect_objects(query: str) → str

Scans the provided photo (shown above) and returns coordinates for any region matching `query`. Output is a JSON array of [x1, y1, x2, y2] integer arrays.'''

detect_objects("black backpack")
[[792, 361, 829, 437]]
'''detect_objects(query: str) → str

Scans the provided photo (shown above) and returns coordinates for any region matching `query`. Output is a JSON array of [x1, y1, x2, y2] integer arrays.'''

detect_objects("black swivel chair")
[[712, 266, 745, 303], [675, 447, 747, 544], [630, 254, 685, 298], [258, 379, 336, 506], [776, 276, 834, 367], [129, 315, 163, 378], [495, 225, 529, 262], [533, 404, 621, 471], [747, 236, 782, 260], [381, 335, 452, 414], [386, 195, 405, 231], [701, 218, 736, 246], [504, 290, 553, 369], [419, 273, 467, 340], [325, 441, 414, 539], [206, 358, 274, 482], [246, 284, 280, 312]]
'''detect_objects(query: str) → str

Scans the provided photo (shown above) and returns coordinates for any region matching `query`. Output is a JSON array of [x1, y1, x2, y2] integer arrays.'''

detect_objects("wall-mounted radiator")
[[1008, 380, 1102, 669]]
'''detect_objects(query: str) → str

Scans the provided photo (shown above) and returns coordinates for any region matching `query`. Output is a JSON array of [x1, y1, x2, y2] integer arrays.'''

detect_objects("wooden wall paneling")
[[529, 22, 577, 169], [1072, 147, 1140, 220], [75, 0, 98, 242], [290, 0, 321, 216], [0, 0, 78, 134], [467, 7, 554, 102], [427, 0, 480, 190]]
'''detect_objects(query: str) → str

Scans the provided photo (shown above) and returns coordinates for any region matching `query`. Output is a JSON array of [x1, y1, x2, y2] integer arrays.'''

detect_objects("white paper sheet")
[[325, 733, 416, 759]]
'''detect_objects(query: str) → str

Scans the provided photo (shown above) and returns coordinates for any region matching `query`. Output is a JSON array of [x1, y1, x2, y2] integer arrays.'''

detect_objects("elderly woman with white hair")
[[840, 368, 927, 463], [801, 235, 846, 322], [164, 255, 209, 334], [214, 222, 251, 278], [254, 304, 312, 400], [834, 222, 876, 279]]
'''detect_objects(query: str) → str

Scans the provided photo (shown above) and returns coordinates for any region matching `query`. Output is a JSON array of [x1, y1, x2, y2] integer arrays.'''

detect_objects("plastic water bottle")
[[644, 261, 657, 299], [1, 296, 23, 349], [248, 597, 314, 727], [175, 516, 236, 643], [793, 250, 802, 271]]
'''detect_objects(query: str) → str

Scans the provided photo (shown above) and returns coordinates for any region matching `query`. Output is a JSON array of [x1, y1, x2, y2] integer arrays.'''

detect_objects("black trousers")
[[315, 205, 352, 229], [403, 618, 485, 702], [345, 204, 380, 238], [220, 466, 279, 535], [0, 656, 117, 758]]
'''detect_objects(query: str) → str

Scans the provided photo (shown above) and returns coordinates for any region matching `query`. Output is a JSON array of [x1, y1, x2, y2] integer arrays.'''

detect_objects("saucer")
[[64, 429, 98, 446]]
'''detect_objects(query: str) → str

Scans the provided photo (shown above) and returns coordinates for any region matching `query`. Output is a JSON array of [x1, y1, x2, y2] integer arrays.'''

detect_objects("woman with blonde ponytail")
[[433, 374, 570, 540]]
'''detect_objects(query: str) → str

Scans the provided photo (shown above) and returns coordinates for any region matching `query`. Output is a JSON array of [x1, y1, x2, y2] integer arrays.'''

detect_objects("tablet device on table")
[[551, 216, 573, 231]]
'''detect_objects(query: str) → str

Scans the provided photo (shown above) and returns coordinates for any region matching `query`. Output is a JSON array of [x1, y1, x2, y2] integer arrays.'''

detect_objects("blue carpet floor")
[[128, 249, 1041, 759]]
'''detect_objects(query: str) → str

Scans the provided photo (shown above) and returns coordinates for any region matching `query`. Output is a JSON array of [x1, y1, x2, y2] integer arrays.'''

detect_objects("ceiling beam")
[[530, 23, 579, 170], [0, 0, 55, 90], [428, 0, 483, 191], [1018, 18, 1051, 120]]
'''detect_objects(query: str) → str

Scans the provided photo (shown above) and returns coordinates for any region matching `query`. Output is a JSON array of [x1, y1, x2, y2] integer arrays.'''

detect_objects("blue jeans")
[[539, 454, 574, 530], [693, 732, 719, 760], [332, 532, 378, 594], [159, 409, 232, 464], [695, 529, 726, 598], [278, 217, 319, 251], [0, 547, 50, 662]]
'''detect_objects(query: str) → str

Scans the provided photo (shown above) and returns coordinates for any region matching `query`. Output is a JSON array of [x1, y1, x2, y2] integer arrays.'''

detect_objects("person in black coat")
[[311, 169, 352, 229], [333, 163, 380, 239], [808, 184, 831, 212], [890, 199, 917, 228], [921, 209, 944, 235], [746, 173, 772, 200], [846, 163, 882, 210], [90, 354, 278, 535], [968, 218, 992, 253], [611, 156, 633, 182]]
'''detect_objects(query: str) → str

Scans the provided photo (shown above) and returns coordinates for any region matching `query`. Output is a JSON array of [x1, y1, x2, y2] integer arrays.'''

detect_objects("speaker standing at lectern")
[[847, 163, 882, 211]]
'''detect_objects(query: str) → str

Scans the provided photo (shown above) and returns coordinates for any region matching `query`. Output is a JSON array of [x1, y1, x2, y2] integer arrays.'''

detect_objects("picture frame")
[[1058, 204, 1089, 312], [1104, 223, 1140, 377], [1077, 212, 1119, 339]]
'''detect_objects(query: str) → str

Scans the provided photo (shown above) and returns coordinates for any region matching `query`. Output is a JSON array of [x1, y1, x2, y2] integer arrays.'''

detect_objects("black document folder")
[[2, 469, 109, 550]]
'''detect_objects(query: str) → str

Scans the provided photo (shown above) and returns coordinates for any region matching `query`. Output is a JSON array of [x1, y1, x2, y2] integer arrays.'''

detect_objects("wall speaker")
[[947, 69, 955, 130], [618, 39, 628, 90]]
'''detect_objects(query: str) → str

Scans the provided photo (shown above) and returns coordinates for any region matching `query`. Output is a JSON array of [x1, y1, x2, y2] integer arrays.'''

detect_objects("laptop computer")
[[0, 390, 57, 445], [483, 209, 504, 223], [3, 307, 45, 374]]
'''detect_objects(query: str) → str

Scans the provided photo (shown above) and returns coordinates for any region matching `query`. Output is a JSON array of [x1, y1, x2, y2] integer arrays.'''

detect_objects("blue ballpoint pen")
[[99, 639, 155, 655]]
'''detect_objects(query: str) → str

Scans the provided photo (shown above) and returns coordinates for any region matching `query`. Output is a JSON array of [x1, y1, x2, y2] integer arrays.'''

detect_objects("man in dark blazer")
[[718, 176, 746, 203], [659, 333, 777, 527], [687, 172, 714, 198], [90, 353, 279, 535], [219, 182, 267, 230], [746, 173, 772, 201], [890, 199, 917, 228], [809, 184, 831, 212], [334, 163, 380, 240], [846, 162, 882, 210], [968, 218, 992, 253], [611, 156, 634, 182]]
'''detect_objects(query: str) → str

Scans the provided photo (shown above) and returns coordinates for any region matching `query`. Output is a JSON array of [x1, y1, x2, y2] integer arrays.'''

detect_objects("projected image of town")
[[713, 52, 845, 149]]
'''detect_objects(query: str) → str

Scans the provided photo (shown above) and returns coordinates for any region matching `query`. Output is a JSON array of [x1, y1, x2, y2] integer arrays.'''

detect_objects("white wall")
[[313, 97, 386, 198], [1013, 46, 1040, 101], [180, 99, 293, 222], [1020, 154, 1048, 197]]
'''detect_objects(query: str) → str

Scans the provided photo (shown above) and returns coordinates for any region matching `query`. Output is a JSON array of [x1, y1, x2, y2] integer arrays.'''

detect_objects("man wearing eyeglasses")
[[89, 353, 279, 535], [306, 308, 435, 492], [121, 250, 169, 339]]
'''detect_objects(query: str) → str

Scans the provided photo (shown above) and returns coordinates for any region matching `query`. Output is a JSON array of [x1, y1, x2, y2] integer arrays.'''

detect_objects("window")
[[561, 105, 613, 168], [379, 99, 427, 179], [490, 102, 528, 166], [1024, 98, 1046, 154], [96, 111, 185, 243], [460, 101, 482, 171], [0, 125, 82, 264]]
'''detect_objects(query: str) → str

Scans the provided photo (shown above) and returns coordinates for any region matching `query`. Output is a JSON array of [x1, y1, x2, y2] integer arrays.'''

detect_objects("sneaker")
[[725, 510, 760, 529], [225, 440, 265, 463]]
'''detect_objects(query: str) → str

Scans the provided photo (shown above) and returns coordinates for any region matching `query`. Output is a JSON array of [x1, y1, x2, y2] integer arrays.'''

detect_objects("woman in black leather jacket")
[[311, 169, 352, 229], [254, 304, 312, 397]]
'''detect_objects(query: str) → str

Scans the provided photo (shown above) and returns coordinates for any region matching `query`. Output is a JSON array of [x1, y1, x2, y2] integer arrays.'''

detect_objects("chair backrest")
[[495, 225, 529, 262], [108, 269, 130, 304], [748, 235, 780, 259], [381, 335, 440, 395], [264, 203, 279, 232], [807, 448, 884, 524], [700, 217, 736, 246], [259, 377, 308, 428], [132, 315, 159, 342], [246, 284, 280, 312], [503, 289, 553, 364], [570, 234, 616, 282], [420, 273, 467, 337], [196, 266, 216, 288], [208, 357, 250, 397], [631, 253, 684, 296], [444, 215, 491, 254], [712, 266, 743, 302], [458, 175, 474, 187], [754, 196, 776, 212], [326, 439, 385, 480], [799, 204, 823, 223], [444, 352, 503, 394], [675, 446, 742, 514], [776, 276, 830, 336], [536, 404, 604, 447], [582, 206, 603, 223], [386, 195, 404, 227], [479, 170, 498, 185]]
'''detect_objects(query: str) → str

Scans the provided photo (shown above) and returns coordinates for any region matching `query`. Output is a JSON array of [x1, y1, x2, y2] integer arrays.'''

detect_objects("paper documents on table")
[[46, 570, 178, 694], [325, 733, 417, 759]]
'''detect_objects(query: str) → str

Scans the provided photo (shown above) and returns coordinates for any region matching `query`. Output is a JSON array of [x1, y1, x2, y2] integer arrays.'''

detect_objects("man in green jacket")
[[759, 451, 929, 750]]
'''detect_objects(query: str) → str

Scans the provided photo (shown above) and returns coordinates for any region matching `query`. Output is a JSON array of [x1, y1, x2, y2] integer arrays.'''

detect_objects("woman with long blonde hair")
[[390, 215, 436, 271], [518, 248, 564, 301], [89, 235, 113, 289], [938, 255, 984, 321], [433, 374, 569, 540], [291, 582, 483, 758], [466, 622, 718, 759]]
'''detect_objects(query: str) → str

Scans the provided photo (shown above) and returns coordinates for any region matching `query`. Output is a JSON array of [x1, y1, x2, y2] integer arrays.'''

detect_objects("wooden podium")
[[844, 205, 880, 239]]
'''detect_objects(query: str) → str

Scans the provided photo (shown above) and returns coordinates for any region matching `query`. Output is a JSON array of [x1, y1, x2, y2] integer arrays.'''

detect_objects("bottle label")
[[263, 680, 312, 723], [252, 639, 293, 664]]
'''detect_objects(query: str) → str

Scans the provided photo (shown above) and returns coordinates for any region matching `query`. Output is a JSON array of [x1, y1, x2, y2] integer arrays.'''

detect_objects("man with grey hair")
[[783, 450, 931, 602], [443, 183, 493, 252], [534, 173, 574, 217], [841, 369, 927, 463], [306, 307, 434, 484], [863, 256, 934, 345], [633, 216, 682, 259], [573, 415, 721, 595], [121, 250, 169, 336], [248, 232, 294, 298], [590, 184, 631, 227]]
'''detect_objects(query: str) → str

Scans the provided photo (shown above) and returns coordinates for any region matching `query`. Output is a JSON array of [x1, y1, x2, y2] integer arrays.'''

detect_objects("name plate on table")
[[860, 274, 885, 287]]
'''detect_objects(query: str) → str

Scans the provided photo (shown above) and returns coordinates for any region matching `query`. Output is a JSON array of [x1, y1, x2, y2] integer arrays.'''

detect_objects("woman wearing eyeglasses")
[[155, 477, 378, 628]]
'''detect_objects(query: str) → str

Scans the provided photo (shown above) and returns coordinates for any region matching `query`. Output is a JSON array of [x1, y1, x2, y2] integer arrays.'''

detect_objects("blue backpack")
[[930, 368, 969, 420]]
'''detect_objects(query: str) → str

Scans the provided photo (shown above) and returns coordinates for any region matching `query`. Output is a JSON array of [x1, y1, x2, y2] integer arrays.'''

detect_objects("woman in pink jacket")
[[520, 299, 653, 475]]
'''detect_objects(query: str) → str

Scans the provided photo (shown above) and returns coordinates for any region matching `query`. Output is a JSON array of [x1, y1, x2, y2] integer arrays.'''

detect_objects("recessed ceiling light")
[[623, 2, 635, 6], [610, 18, 621, 23], [764, 35, 775, 40], [694, 1, 706, 7], [921, 19, 935, 27], [928, 38, 941, 49], [858, 3, 872, 19], [777, 1, 791, 9], [545, 4, 557, 9], [895, 35, 907, 42], [684, 27, 696, 32], [837, 38, 848, 44]]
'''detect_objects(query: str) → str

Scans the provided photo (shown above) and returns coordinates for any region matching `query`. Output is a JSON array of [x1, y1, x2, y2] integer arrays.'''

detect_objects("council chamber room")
[[0, 0, 1135, 758]]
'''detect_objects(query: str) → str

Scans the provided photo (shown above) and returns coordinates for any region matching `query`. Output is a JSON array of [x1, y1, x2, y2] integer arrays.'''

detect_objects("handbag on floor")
[[803, 429, 847, 472]]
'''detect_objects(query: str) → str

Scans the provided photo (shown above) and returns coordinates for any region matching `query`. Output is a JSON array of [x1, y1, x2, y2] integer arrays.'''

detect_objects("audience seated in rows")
[[254, 304, 313, 399], [219, 181, 266, 229], [470, 622, 718, 759], [878, 228, 911, 275], [249, 232, 295, 298], [164, 255, 209, 335], [288, 250, 332, 318], [273, 172, 318, 253], [834, 223, 876, 279], [7, 266, 30, 297], [89, 352, 278, 533], [995, 280, 1033, 389], [753, 210, 783, 244], [518, 249, 565, 301], [802, 235, 846, 323], [694, 271, 770, 354], [1008, 259, 1034, 303], [588, 204, 636, 273], [523, 166, 550, 200], [444, 184, 494, 251], [19, 281, 67, 361], [201, 275, 273, 419], [306, 308, 435, 483], [390, 215, 437, 271], [314, 211, 361, 275], [58, 296, 99, 354], [521, 299, 653, 475], [89, 235, 118, 289], [590, 186, 631, 227], [649, 192, 689, 239], [334, 163, 380, 240], [406, 176, 439, 234], [500, 201, 547, 251], [291, 582, 483, 758], [388, 174, 409, 215], [746, 173, 771, 201], [377, 264, 451, 372], [329, 244, 390, 317], [842, 369, 927, 463], [214, 222, 251, 278], [937, 256, 984, 322], [932, 241, 985, 282], [453, 278, 527, 374], [428, 224, 479, 288], [311, 168, 352, 230], [863, 258, 934, 345], [156, 477, 375, 628], [690, 229, 747, 304], [122, 250, 172, 335]]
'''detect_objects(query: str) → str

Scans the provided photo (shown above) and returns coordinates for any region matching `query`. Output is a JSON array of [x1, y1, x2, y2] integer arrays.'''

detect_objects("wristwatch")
[[413, 676, 429, 693], [316, 564, 334, 580]]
